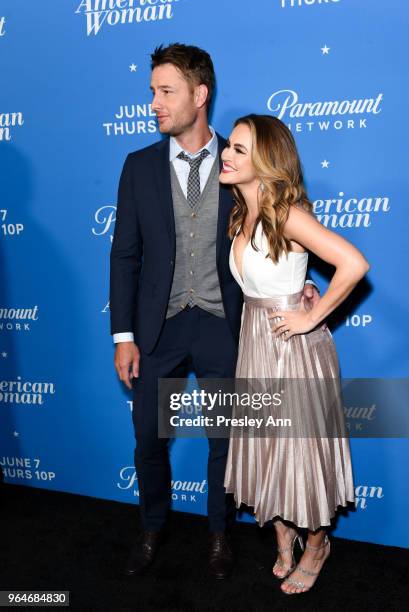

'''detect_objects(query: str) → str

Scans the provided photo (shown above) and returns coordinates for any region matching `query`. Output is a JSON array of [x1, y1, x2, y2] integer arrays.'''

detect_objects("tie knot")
[[177, 148, 210, 167]]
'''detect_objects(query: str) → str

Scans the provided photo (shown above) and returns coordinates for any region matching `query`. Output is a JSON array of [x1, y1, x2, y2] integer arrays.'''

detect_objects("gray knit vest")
[[166, 157, 225, 319]]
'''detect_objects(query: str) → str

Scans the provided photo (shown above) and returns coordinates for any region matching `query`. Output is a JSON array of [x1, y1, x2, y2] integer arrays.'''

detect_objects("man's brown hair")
[[151, 43, 215, 110]]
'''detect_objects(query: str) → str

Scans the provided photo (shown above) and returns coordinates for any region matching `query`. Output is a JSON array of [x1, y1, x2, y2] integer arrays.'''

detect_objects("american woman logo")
[[313, 192, 390, 229], [0, 111, 24, 142], [266, 89, 383, 133], [355, 485, 384, 510], [0, 377, 56, 405], [75, 0, 179, 36]]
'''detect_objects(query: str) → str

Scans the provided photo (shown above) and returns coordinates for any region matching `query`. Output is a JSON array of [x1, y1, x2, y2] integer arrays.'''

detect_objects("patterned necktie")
[[177, 149, 210, 208]]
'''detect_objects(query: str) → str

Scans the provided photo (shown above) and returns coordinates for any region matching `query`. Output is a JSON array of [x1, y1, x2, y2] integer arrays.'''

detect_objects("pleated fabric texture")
[[224, 292, 355, 531]]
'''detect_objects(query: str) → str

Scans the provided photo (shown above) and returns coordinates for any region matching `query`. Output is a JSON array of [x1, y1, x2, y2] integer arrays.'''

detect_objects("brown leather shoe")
[[124, 531, 163, 577], [208, 531, 234, 579]]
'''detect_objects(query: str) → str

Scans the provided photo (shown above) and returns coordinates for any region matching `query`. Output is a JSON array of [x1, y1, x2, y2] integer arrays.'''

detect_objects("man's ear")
[[194, 84, 209, 109]]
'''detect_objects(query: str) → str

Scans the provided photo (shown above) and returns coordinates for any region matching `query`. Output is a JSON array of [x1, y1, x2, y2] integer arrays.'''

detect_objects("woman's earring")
[[259, 181, 265, 192]]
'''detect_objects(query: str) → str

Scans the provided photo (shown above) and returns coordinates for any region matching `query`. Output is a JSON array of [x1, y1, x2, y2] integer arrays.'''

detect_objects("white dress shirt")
[[113, 127, 218, 344]]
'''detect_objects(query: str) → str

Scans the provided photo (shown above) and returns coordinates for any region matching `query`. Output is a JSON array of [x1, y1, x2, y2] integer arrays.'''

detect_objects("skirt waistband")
[[243, 291, 303, 308]]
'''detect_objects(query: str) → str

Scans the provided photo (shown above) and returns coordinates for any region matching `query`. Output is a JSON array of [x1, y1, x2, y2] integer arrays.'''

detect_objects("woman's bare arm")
[[284, 206, 370, 328]]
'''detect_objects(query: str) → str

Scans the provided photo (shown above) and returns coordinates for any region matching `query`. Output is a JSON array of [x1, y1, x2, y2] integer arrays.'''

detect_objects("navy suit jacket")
[[110, 134, 243, 354]]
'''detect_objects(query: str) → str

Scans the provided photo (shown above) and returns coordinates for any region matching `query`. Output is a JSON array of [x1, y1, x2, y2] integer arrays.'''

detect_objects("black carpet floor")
[[1, 483, 408, 611]]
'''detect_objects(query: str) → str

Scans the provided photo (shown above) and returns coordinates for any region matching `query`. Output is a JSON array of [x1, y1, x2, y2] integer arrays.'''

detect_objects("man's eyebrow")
[[150, 85, 175, 91]]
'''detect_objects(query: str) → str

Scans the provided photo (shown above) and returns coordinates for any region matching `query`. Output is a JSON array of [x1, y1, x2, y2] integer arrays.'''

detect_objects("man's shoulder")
[[123, 131, 226, 165], [126, 138, 168, 163], [215, 132, 227, 152], [215, 132, 227, 146]]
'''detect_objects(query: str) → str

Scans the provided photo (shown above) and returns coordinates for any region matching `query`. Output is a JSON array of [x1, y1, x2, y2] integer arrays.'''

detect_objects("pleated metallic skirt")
[[224, 291, 355, 530]]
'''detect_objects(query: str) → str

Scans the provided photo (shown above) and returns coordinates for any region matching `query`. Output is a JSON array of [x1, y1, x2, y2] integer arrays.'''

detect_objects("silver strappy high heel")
[[281, 534, 330, 594], [272, 530, 305, 579], [281, 534, 330, 595]]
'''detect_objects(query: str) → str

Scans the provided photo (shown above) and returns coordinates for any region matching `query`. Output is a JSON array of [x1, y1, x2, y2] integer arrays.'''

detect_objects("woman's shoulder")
[[286, 203, 316, 231], [290, 201, 315, 216]]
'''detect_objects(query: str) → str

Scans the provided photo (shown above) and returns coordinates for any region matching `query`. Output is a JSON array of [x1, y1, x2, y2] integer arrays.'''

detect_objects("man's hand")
[[114, 342, 140, 390], [303, 282, 319, 310], [302, 283, 327, 330]]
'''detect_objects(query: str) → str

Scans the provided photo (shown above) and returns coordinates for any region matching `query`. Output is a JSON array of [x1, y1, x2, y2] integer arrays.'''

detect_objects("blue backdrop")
[[1, 0, 408, 548]]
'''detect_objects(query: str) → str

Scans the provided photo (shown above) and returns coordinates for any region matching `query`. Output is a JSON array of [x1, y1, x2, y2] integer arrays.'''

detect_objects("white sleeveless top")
[[229, 222, 308, 297]]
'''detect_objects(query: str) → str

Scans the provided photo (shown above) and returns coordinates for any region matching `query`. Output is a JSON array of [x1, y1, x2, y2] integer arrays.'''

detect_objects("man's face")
[[150, 63, 199, 136]]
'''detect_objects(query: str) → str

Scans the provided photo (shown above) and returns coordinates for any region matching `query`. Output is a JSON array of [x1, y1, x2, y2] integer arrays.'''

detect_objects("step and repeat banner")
[[1, 0, 408, 548]]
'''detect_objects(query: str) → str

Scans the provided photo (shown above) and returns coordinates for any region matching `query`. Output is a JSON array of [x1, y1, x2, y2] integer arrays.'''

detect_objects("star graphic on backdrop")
[[129, 63, 138, 72], [321, 160, 330, 169], [321, 45, 330, 55], [1, 352, 7, 358], [13, 431, 19, 437]]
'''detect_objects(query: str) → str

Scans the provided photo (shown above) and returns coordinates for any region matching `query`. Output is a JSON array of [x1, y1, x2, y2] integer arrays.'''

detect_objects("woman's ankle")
[[306, 530, 327, 548]]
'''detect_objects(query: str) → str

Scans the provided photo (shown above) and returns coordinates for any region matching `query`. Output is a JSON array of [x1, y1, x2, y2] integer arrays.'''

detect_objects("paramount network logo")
[[75, 0, 179, 36], [355, 485, 384, 510], [313, 192, 390, 228], [267, 89, 383, 133], [280, 0, 340, 7], [92, 205, 116, 242], [0, 377, 56, 405], [0, 112, 24, 142], [117, 466, 207, 502], [344, 403, 376, 433], [0, 306, 39, 332]]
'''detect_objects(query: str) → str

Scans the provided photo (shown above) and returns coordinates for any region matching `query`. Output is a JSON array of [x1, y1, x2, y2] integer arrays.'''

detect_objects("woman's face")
[[220, 123, 258, 187]]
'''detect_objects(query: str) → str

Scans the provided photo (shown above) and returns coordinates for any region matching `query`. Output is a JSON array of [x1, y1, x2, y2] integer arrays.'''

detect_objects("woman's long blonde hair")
[[228, 114, 313, 263]]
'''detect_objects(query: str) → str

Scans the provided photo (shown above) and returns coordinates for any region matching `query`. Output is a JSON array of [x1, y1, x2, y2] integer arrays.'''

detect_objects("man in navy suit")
[[110, 44, 242, 579]]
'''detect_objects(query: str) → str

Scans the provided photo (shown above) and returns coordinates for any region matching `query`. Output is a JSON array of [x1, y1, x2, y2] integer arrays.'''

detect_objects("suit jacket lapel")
[[154, 139, 175, 247], [153, 134, 232, 258], [216, 134, 233, 262]]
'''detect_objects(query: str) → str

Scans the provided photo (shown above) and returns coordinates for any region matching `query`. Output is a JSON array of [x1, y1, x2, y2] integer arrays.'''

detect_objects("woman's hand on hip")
[[269, 298, 316, 340]]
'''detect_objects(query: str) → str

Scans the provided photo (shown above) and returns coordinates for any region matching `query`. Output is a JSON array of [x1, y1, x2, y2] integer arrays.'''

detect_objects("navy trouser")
[[132, 306, 238, 532]]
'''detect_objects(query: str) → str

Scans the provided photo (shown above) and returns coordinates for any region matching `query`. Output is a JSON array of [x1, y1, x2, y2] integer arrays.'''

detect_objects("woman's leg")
[[272, 518, 304, 579]]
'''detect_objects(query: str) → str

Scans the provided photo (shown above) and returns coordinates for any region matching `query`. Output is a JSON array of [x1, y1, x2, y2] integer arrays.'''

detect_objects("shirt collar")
[[169, 125, 218, 162]]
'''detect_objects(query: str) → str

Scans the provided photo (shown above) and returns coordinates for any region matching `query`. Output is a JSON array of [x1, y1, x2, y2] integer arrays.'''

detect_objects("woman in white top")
[[219, 114, 369, 595]]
